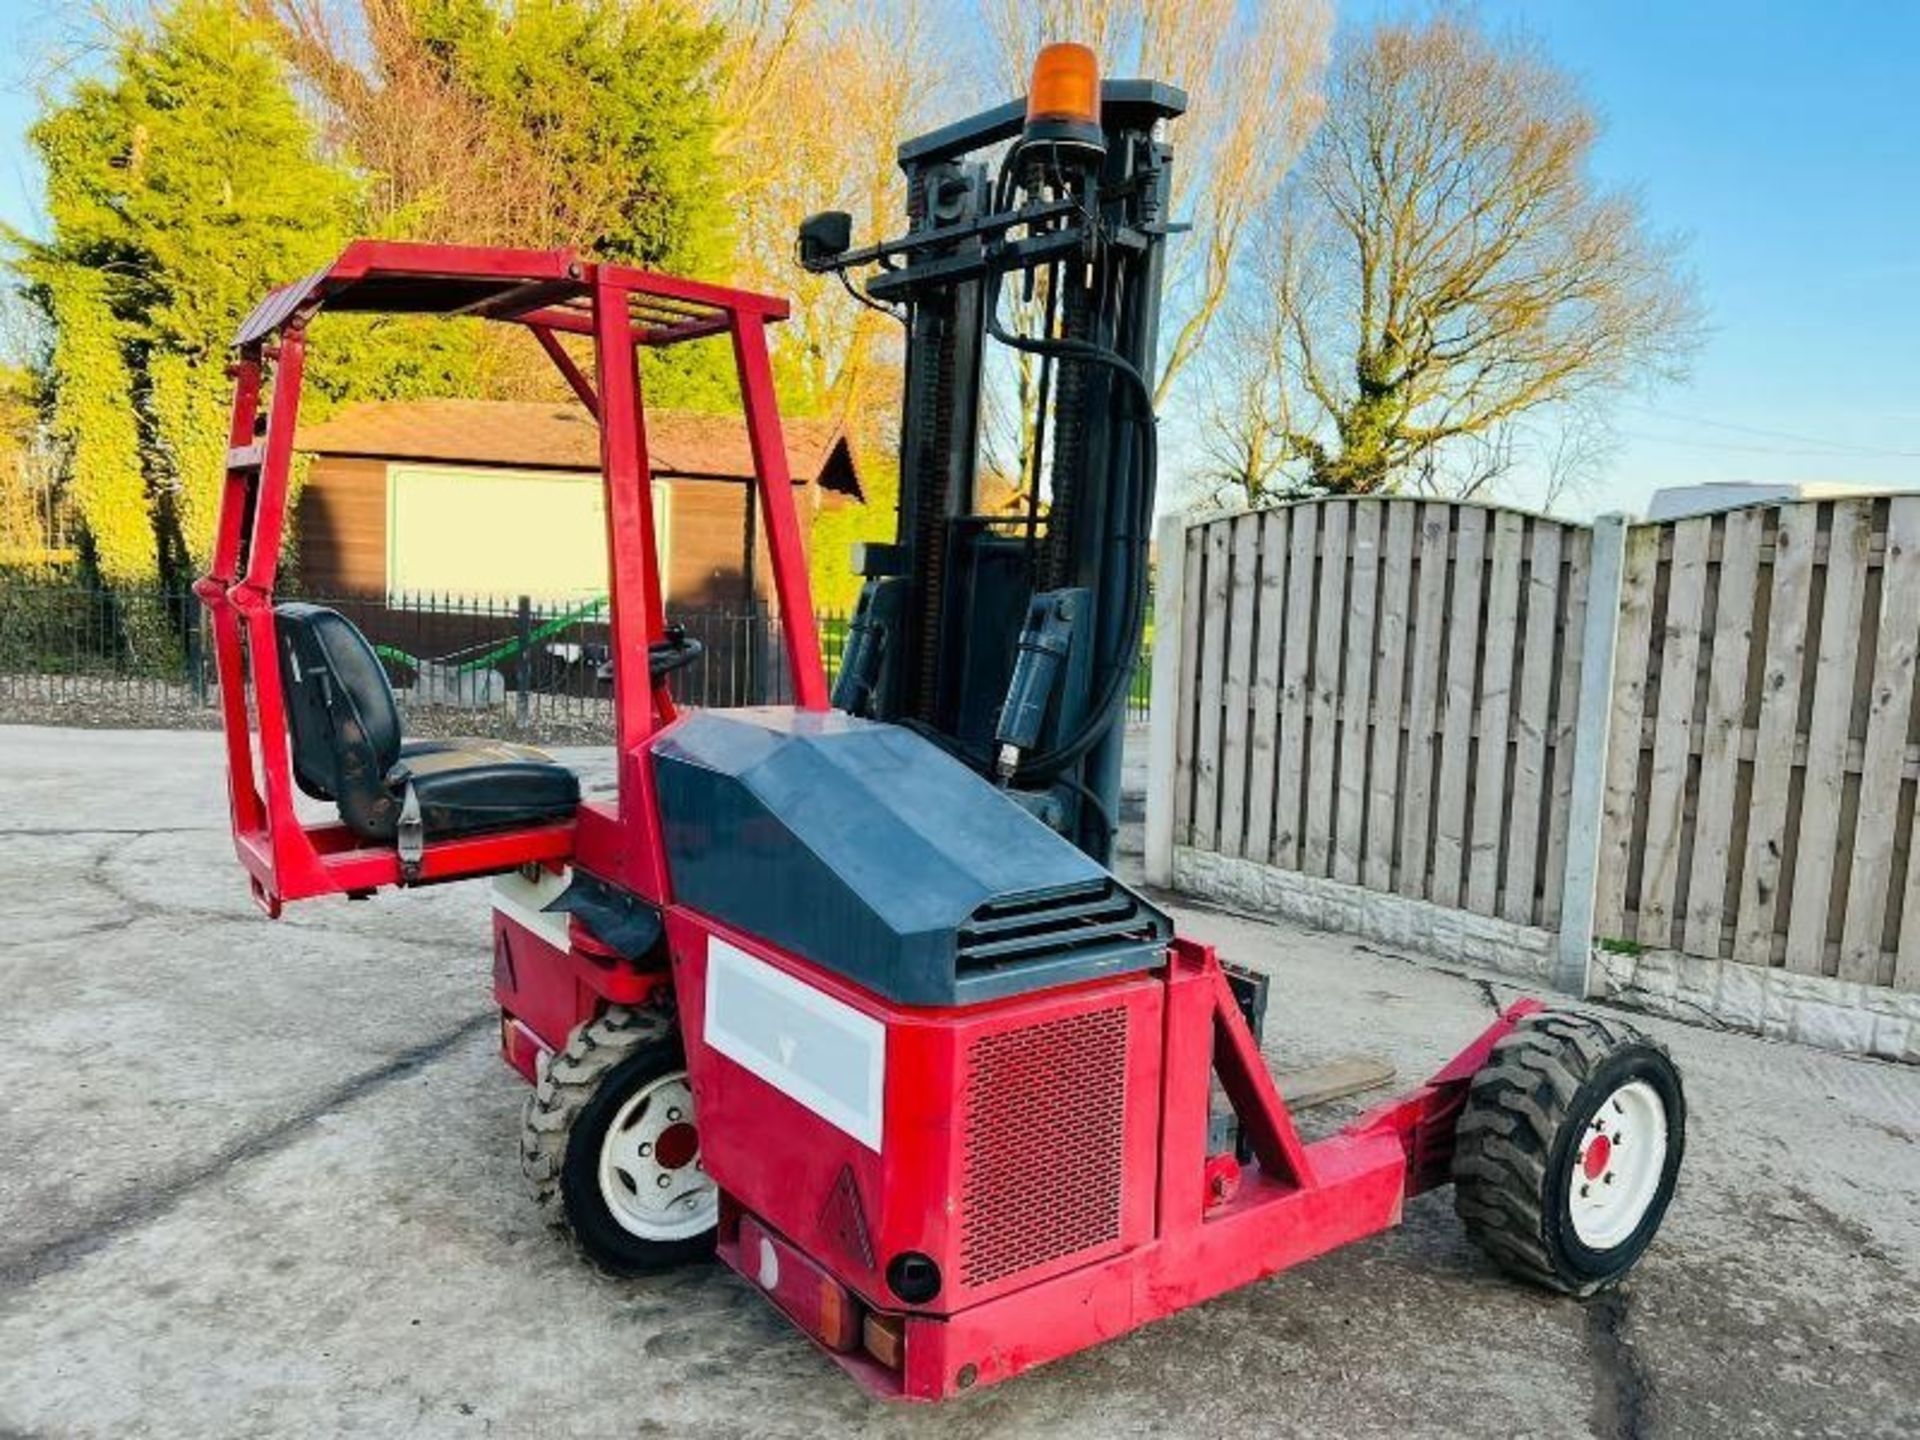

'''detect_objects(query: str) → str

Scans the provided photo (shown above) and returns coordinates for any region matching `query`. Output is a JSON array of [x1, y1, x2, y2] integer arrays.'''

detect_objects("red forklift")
[[199, 46, 1684, 1401]]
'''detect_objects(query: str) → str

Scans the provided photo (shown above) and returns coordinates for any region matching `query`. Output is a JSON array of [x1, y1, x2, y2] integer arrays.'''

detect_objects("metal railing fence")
[[0, 581, 1150, 733]]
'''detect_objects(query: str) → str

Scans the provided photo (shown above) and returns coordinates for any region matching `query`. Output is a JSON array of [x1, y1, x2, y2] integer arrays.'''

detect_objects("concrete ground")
[[1, 725, 1916, 1440]]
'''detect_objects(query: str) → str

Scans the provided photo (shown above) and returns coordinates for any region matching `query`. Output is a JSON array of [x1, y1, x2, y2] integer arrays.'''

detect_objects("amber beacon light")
[[1022, 42, 1105, 157]]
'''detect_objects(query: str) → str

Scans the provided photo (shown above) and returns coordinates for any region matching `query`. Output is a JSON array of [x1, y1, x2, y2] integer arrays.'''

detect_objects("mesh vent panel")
[[958, 1005, 1129, 1288]]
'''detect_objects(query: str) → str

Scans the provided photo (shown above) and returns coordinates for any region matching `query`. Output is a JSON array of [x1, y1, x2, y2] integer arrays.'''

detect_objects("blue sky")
[[0, 2, 45, 246], [0, 1, 1915, 517], [1398, 1, 1920, 514]]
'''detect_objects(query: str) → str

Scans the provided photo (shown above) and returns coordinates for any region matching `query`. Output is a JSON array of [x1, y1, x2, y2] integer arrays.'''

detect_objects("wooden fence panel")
[[1596, 525, 1659, 938], [1397, 506, 1452, 900], [1847, 498, 1920, 985], [1168, 494, 1920, 998], [1638, 517, 1710, 948], [1734, 505, 1816, 965], [1783, 500, 1870, 972], [1540, 529, 1590, 930], [1335, 502, 1381, 886], [1468, 511, 1524, 915], [1173, 523, 1206, 847], [1431, 508, 1486, 907], [1304, 503, 1350, 878], [1274, 507, 1317, 869], [1365, 504, 1415, 892], [1504, 521, 1561, 925], [1242, 509, 1290, 865], [1172, 499, 1587, 930], [1216, 514, 1261, 858], [1190, 521, 1233, 851], [1684, 507, 1761, 957], [1597, 499, 1920, 992]]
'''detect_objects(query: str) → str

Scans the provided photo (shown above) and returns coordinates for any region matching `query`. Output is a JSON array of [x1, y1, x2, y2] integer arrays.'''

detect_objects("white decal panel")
[[491, 868, 572, 951], [703, 937, 886, 1151]]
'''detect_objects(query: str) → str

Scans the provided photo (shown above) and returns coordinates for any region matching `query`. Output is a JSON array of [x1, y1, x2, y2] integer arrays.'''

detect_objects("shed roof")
[[296, 398, 862, 499]]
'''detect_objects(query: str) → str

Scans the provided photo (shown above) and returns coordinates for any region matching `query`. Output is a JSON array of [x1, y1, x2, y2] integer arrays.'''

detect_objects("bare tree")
[[1209, 15, 1699, 503], [708, 0, 937, 438]]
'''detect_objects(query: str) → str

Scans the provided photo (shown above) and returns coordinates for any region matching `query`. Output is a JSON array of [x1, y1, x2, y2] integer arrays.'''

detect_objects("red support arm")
[[197, 353, 267, 848], [1209, 964, 1316, 1188], [241, 331, 305, 593], [530, 326, 599, 418], [731, 316, 827, 710], [1347, 998, 1543, 1196], [592, 277, 675, 902]]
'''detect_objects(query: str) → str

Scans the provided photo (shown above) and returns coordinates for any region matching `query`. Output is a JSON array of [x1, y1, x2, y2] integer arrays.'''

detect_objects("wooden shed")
[[293, 398, 863, 611]]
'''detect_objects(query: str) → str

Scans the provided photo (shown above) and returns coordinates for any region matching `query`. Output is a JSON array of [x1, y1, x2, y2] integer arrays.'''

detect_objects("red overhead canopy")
[[233, 240, 786, 350]]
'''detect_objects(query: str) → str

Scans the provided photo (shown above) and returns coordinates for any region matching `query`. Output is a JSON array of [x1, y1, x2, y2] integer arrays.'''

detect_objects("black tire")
[[521, 1005, 718, 1277], [1452, 1010, 1684, 1297]]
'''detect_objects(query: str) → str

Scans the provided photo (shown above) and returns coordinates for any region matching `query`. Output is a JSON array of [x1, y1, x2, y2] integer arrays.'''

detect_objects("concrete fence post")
[[1144, 510, 1189, 888], [1555, 512, 1630, 995]]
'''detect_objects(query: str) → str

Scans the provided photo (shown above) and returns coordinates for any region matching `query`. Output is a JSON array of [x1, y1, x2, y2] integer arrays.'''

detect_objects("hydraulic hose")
[[984, 296, 1157, 782]]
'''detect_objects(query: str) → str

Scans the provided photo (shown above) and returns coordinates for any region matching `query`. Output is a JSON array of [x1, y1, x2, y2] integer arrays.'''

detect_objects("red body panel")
[[490, 899, 671, 1077], [666, 910, 1165, 1315], [666, 915, 1532, 1400]]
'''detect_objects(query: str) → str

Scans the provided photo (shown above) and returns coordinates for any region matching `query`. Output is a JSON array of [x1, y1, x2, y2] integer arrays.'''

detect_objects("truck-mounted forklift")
[[198, 44, 1684, 1400]]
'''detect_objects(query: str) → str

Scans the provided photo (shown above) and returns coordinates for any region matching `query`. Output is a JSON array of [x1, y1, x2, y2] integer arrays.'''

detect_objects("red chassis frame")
[[487, 887, 1539, 1402], [196, 240, 825, 916], [204, 240, 1542, 1403]]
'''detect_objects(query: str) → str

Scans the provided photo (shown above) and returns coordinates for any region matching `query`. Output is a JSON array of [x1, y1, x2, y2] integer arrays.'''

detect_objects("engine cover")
[[651, 707, 1167, 1006]]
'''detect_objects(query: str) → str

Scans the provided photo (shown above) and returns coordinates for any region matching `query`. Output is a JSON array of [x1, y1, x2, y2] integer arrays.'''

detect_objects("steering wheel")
[[647, 624, 705, 681]]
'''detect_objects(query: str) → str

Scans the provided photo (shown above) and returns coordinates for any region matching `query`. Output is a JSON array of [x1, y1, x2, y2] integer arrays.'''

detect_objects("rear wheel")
[[521, 1005, 718, 1276], [1452, 1010, 1684, 1297]]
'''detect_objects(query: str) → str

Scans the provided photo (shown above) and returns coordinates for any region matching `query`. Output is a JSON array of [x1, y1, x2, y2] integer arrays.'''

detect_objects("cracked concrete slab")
[[1, 725, 1915, 1438]]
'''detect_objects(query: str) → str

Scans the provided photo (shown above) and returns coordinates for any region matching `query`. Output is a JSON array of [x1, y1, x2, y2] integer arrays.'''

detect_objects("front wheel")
[[1452, 1010, 1684, 1297], [521, 1005, 718, 1276]]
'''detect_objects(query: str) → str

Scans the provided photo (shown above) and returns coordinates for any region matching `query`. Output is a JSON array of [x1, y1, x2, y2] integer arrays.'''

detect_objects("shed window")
[[385, 464, 668, 604]]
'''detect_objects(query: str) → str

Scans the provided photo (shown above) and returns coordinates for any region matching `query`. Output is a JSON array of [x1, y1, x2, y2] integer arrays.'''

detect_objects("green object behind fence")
[[373, 595, 610, 675]]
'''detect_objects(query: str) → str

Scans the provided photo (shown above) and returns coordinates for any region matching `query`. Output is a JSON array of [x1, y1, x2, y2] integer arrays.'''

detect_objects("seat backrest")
[[274, 603, 404, 838]]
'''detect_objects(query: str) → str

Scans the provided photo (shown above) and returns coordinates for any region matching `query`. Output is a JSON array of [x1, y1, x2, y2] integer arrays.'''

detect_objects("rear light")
[[739, 1214, 862, 1352], [499, 1016, 546, 1084]]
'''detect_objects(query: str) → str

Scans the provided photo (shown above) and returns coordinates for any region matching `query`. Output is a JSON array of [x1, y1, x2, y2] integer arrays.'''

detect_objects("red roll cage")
[[196, 241, 827, 916]]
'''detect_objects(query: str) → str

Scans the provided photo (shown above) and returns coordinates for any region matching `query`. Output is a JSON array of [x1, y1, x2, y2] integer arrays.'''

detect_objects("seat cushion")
[[388, 739, 580, 839], [399, 737, 552, 763]]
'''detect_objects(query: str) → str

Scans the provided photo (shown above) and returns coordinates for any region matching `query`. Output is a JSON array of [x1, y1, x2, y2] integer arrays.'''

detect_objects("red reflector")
[[739, 1214, 862, 1352], [500, 1016, 546, 1084]]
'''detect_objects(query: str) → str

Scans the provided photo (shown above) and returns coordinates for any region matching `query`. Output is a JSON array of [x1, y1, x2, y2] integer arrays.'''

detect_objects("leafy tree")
[[806, 453, 897, 612], [15, 0, 352, 600], [263, 0, 739, 409]]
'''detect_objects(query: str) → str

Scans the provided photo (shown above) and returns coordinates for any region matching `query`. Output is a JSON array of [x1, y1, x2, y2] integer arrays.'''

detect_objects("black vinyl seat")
[[274, 603, 579, 855]]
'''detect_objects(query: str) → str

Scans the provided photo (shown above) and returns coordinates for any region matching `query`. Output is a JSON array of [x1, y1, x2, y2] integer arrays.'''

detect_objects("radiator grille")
[[958, 1005, 1129, 1289]]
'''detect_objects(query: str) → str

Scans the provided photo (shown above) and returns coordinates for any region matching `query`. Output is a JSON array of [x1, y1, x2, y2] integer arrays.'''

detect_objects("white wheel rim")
[[1569, 1079, 1668, 1250], [596, 1072, 717, 1242]]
